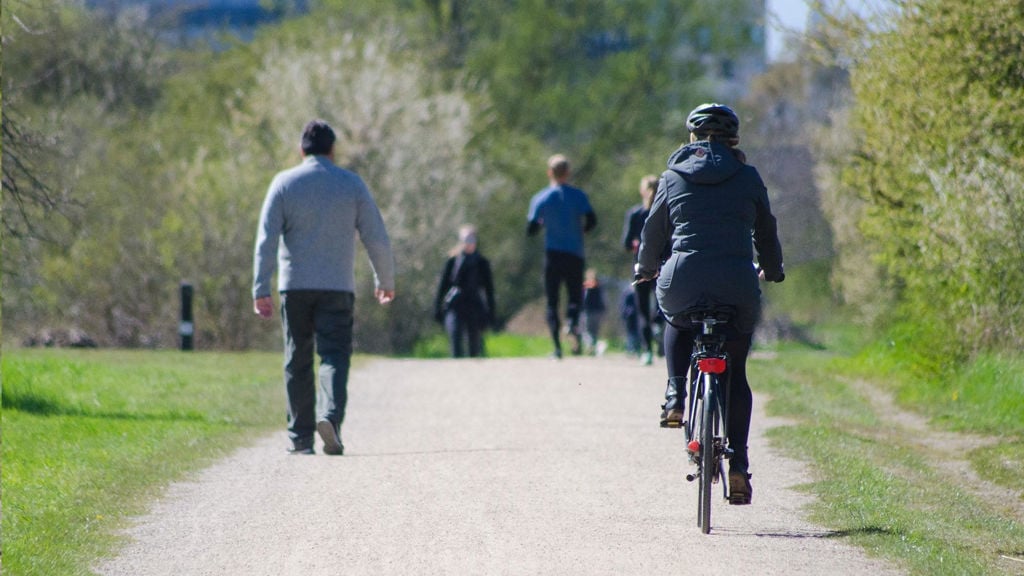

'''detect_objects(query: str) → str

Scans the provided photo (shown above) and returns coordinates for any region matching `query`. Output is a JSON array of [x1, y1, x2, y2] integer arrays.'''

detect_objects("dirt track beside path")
[[96, 357, 904, 576]]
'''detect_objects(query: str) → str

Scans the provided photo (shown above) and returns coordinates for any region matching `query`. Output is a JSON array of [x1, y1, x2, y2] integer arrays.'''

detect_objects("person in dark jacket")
[[434, 225, 496, 358], [635, 103, 785, 505], [622, 174, 660, 365]]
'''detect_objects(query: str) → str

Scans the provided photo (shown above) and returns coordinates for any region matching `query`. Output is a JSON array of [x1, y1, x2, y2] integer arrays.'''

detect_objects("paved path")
[[96, 357, 904, 575]]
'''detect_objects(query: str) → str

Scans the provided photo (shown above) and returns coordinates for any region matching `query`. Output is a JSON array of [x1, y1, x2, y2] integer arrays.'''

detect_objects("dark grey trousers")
[[444, 309, 484, 358], [280, 290, 354, 443]]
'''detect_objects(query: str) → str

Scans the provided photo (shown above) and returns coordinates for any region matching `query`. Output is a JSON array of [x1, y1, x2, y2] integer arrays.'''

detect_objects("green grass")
[[410, 331, 556, 358], [831, 343, 1024, 498], [752, 346, 1024, 575], [1, 348, 285, 576], [970, 440, 1024, 498]]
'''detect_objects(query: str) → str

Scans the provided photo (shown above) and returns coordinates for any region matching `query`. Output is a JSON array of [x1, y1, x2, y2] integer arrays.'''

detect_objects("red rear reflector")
[[688, 440, 701, 453], [698, 358, 727, 374]]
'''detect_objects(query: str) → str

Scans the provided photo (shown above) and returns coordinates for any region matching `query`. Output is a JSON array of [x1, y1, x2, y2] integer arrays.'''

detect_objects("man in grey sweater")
[[253, 119, 396, 455]]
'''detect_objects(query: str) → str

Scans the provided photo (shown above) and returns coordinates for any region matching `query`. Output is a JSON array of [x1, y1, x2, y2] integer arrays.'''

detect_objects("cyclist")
[[635, 103, 784, 504]]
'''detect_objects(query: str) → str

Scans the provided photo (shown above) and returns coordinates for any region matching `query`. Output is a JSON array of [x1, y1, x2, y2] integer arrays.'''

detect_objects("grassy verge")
[[752, 344, 1024, 576], [835, 343, 1024, 497], [1, 348, 285, 576], [410, 331, 560, 358]]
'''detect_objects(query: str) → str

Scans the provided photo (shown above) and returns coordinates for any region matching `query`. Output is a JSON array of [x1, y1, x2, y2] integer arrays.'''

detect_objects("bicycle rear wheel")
[[689, 385, 704, 529], [698, 374, 717, 534]]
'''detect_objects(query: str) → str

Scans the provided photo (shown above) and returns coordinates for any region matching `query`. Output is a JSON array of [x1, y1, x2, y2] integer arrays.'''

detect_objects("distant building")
[[678, 0, 768, 100], [85, 0, 307, 42]]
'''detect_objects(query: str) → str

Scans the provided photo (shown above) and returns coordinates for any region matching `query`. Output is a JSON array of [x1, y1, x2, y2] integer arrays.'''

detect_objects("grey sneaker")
[[287, 438, 315, 455], [317, 420, 344, 456]]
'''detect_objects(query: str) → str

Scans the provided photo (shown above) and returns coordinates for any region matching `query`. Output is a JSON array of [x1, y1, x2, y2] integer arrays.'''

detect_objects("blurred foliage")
[[816, 0, 1024, 368], [2, 0, 768, 351]]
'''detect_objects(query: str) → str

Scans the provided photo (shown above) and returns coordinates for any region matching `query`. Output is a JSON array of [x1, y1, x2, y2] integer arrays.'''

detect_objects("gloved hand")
[[632, 263, 658, 285]]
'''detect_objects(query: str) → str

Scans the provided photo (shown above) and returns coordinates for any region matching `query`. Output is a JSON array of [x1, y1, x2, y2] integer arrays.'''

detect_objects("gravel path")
[[96, 356, 905, 575]]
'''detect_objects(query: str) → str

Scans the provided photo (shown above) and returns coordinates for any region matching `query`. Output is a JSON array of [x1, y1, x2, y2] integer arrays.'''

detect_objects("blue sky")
[[765, 0, 809, 61]]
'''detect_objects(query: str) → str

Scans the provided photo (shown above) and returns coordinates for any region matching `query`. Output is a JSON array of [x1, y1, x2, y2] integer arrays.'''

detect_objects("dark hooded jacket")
[[636, 141, 783, 333], [434, 251, 496, 328]]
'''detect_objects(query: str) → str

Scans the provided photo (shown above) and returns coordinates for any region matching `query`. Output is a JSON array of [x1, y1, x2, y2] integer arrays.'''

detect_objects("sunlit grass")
[[1, 349, 283, 576], [753, 347, 1024, 575], [410, 331, 557, 358]]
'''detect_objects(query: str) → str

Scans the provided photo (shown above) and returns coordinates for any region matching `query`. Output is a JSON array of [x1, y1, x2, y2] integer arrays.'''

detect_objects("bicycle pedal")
[[660, 420, 683, 429]]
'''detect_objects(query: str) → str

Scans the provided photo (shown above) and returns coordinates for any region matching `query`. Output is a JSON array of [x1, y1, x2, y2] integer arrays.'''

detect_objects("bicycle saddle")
[[683, 305, 736, 324]]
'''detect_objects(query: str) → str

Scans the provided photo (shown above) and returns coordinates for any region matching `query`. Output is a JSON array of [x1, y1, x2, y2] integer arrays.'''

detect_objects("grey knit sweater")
[[253, 155, 395, 298]]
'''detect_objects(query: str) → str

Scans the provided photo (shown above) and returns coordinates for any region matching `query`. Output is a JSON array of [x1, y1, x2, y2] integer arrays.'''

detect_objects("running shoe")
[[317, 420, 345, 456], [287, 438, 315, 455]]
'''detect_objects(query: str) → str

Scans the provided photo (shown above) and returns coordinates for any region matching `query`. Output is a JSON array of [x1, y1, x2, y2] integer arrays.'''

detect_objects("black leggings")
[[543, 250, 584, 338], [664, 321, 753, 470]]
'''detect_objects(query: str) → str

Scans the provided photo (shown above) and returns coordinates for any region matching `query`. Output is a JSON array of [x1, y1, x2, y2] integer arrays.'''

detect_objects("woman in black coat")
[[434, 225, 496, 358], [622, 174, 660, 365], [636, 103, 784, 504]]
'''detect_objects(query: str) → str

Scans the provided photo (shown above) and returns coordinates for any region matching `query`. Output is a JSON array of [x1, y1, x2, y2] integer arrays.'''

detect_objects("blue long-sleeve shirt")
[[253, 155, 395, 298], [526, 183, 595, 258]]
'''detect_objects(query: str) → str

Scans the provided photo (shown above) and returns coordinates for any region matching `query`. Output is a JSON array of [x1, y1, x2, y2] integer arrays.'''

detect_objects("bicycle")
[[681, 305, 735, 534]]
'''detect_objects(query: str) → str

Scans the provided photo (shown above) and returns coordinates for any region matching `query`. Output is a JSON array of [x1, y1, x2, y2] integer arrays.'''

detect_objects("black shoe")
[[317, 420, 344, 456], [287, 438, 315, 455], [659, 408, 685, 429], [728, 469, 753, 505]]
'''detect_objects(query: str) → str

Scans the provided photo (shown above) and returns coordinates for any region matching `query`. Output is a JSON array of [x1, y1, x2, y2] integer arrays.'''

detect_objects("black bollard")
[[180, 282, 194, 351]]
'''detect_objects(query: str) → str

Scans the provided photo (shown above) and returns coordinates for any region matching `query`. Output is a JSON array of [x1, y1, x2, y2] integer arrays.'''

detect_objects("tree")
[[2, 0, 173, 340], [825, 0, 1024, 359], [197, 14, 509, 351], [3, 0, 772, 351], [452, 0, 766, 315]]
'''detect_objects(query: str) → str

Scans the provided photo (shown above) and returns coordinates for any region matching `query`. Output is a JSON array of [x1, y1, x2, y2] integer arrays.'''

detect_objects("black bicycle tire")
[[689, 380, 704, 529], [700, 373, 716, 534], [715, 374, 729, 500]]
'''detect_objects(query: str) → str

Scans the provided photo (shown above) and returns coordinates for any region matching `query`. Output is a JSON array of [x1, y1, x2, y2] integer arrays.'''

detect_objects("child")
[[581, 269, 607, 356]]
